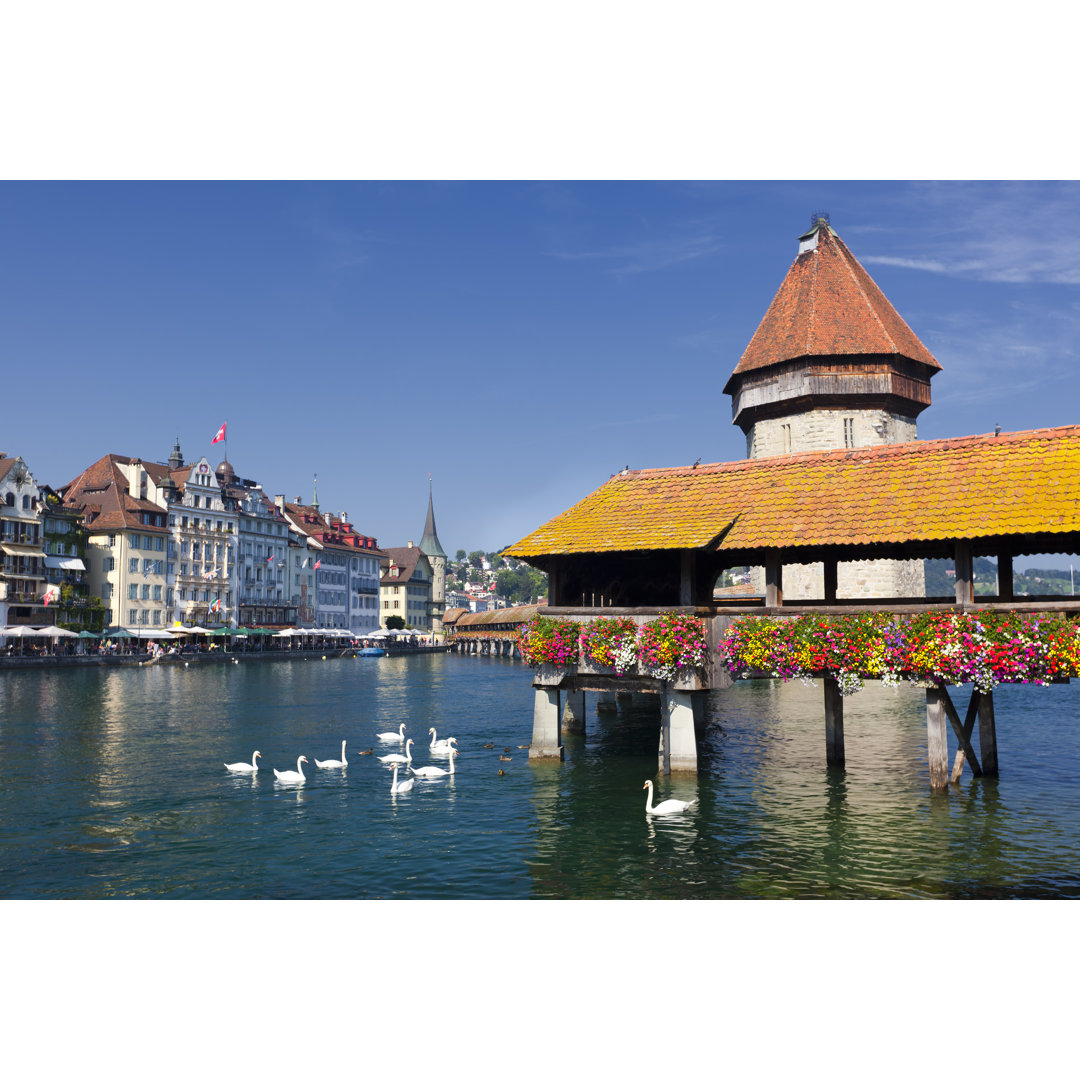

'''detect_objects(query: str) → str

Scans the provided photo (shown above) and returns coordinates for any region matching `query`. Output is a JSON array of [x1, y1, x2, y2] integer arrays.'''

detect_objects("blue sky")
[[4, 180, 1080, 558]]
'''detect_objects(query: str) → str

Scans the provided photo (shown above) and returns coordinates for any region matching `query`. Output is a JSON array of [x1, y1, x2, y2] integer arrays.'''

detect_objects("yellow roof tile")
[[505, 426, 1080, 557]]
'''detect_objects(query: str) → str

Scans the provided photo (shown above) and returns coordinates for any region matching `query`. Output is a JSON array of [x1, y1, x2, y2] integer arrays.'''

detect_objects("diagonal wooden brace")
[[941, 686, 983, 780]]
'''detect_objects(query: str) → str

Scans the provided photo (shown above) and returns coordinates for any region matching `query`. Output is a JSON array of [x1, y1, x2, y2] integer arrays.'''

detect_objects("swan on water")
[[642, 780, 695, 816], [411, 748, 457, 779], [379, 738, 414, 766], [428, 727, 454, 751], [225, 751, 261, 773], [274, 756, 309, 784], [390, 765, 414, 794], [429, 734, 457, 758], [315, 740, 348, 769], [376, 723, 407, 744]]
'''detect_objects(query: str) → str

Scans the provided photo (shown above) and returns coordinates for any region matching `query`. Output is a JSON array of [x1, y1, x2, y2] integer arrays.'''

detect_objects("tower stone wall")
[[746, 409, 917, 459], [732, 215, 938, 602]]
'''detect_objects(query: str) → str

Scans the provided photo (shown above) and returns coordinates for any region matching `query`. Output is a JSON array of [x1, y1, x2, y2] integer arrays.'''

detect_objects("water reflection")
[[4, 657, 1080, 897]]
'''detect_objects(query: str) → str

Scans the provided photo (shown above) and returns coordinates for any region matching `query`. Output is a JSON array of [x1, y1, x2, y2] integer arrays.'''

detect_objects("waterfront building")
[[58, 454, 171, 632], [0, 453, 48, 627], [418, 484, 448, 638], [276, 498, 319, 627], [40, 485, 102, 632], [154, 447, 239, 628], [724, 214, 941, 599], [213, 460, 295, 628], [281, 500, 384, 633], [380, 544, 434, 630]]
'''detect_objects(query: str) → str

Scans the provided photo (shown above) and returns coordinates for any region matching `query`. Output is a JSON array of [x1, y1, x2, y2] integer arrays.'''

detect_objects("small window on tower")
[[843, 418, 855, 448], [782, 423, 792, 453]]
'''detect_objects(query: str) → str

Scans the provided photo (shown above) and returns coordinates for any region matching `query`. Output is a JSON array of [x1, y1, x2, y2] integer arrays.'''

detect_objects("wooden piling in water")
[[824, 679, 845, 767]]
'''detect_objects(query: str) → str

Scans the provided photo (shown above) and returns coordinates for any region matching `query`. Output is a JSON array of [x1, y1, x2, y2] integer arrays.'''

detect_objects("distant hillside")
[[924, 559, 1076, 597]]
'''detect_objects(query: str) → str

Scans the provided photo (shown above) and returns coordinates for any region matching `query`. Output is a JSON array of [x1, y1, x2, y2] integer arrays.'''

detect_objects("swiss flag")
[[211, 422, 226, 444]]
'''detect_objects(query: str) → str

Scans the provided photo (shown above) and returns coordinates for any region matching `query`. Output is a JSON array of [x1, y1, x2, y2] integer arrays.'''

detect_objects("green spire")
[[419, 478, 446, 559]]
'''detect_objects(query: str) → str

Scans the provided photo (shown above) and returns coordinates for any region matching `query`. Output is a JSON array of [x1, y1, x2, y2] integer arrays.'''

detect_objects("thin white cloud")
[[858, 181, 1080, 285], [547, 228, 723, 276]]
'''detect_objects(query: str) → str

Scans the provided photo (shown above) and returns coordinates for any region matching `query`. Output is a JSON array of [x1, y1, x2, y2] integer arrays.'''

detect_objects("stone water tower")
[[724, 214, 942, 598]]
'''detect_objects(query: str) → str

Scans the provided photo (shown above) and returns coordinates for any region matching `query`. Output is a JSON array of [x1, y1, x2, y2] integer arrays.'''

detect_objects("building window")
[[128, 609, 138, 625], [843, 418, 855, 448]]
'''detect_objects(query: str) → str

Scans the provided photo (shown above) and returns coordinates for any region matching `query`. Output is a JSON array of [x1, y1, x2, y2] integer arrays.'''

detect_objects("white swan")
[[411, 748, 457, 779], [428, 727, 453, 751], [225, 750, 261, 773], [376, 723, 406, 744], [642, 779, 695, 816], [379, 738, 414, 766], [315, 740, 348, 769], [390, 765, 414, 794], [274, 755, 309, 784], [429, 734, 457, 758]]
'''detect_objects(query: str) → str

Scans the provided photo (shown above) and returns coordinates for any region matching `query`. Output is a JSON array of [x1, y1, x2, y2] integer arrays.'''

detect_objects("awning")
[[1, 543, 45, 557], [44, 556, 86, 570]]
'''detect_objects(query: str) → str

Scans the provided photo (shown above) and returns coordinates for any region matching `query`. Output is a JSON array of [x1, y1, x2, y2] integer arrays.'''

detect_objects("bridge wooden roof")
[[504, 425, 1080, 559]]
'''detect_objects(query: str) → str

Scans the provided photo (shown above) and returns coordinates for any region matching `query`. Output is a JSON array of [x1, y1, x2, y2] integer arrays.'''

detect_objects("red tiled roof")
[[381, 546, 429, 584], [59, 453, 169, 533], [726, 224, 940, 385], [504, 425, 1080, 557]]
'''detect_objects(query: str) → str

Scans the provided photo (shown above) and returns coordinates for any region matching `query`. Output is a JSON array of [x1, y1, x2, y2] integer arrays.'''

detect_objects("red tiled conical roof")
[[726, 220, 940, 387]]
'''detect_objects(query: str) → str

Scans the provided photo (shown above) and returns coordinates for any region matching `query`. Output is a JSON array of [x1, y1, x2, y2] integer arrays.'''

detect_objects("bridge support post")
[[978, 690, 999, 777], [596, 692, 617, 713], [530, 688, 564, 761], [616, 691, 633, 715], [659, 688, 699, 774], [926, 687, 949, 791], [562, 690, 586, 734], [824, 679, 845, 767]]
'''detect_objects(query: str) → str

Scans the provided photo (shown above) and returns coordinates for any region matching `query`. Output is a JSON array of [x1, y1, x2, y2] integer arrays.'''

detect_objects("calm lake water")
[[1, 652, 1079, 899]]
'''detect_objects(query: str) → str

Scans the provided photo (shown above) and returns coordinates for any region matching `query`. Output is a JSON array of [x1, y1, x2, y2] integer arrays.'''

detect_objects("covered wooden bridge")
[[503, 424, 1080, 789], [446, 604, 539, 655]]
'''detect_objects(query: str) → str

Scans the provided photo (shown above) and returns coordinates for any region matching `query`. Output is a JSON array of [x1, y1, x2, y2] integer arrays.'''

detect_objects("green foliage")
[[468, 550, 485, 569], [455, 549, 466, 562], [495, 563, 548, 604], [385, 614, 406, 630]]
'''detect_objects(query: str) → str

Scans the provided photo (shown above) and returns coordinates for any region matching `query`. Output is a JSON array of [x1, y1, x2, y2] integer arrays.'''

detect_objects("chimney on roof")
[[341, 511, 348, 523], [408, 540, 413, 548]]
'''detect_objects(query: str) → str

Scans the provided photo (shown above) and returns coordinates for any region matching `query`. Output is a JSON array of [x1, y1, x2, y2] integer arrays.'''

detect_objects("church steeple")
[[419, 479, 446, 560]]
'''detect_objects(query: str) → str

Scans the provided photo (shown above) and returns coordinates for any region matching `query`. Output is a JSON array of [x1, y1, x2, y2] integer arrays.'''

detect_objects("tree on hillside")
[[495, 564, 548, 604], [456, 549, 466, 562], [468, 550, 485, 568]]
